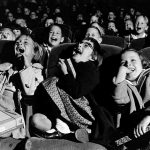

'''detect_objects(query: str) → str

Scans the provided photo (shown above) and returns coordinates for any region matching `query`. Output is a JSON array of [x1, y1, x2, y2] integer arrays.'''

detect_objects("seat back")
[[0, 40, 16, 64], [129, 38, 145, 51], [100, 43, 122, 59], [102, 35, 127, 49], [139, 46, 150, 60]]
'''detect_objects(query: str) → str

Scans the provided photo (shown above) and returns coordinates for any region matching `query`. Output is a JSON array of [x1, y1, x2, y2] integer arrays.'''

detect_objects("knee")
[[31, 113, 52, 131]]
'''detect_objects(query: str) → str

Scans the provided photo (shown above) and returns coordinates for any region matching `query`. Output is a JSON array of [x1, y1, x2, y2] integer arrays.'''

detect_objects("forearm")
[[112, 80, 130, 105]]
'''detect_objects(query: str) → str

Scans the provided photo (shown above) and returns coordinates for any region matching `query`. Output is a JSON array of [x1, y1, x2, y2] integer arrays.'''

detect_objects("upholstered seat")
[[100, 43, 122, 59], [102, 35, 127, 49], [0, 40, 15, 64], [129, 38, 145, 50]]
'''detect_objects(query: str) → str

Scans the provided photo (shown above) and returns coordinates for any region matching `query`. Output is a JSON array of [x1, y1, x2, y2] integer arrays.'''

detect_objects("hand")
[[134, 116, 150, 138], [113, 66, 130, 84], [58, 59, 68, 75]]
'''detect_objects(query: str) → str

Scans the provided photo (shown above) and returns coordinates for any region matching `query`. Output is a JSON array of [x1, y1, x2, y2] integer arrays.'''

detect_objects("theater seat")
[[129, 38, 145, 50], [102, 35, 127, 49], [0, 40, 16, 64], [139, 46, 150, 60], [100, 43, 122, 59]]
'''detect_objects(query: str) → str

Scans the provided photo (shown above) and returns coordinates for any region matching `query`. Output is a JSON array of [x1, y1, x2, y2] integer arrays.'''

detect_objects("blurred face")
[[55, 17, 64, 24], [108, 22, 116, 31], [13, 29, 21, 38], [124, 14, 131, 21], [48, 25, 64, 47], [0, 28, 15, 41], [90, 15, 99, 24], [77, 14, 83, 21], [16, 19, 27, 27], [7, 12, 14, 22], [85, 27, 102, 43], [135, 16, 148, 35], [30, 11, 37, 20], [73, 39, 94, 63], [121, 51, 143, 81], [45, 19, 54, 27], [125, 20, 134, 30], [108, 12, 115, 21], [15, 35, 35, 62], [24, 8, 30, 15]]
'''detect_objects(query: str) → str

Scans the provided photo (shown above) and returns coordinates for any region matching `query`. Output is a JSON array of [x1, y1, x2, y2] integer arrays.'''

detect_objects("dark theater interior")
[[0, 0, 150, 150]]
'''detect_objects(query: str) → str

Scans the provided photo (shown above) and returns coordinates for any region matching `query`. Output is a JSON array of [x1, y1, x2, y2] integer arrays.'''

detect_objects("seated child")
[[0, 34, 44, 138], [31, 37, 115, 147], [131, 15, 149, 40], [112, 49, 150, 139]]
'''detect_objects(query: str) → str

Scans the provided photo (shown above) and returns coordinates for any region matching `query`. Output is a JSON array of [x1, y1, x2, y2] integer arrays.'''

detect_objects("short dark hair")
[[82, 37, 104, 67]]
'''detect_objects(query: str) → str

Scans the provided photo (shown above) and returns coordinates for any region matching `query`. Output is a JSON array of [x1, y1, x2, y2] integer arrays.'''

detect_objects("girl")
[[112, 49, 150, 139], [31, 37, 115, 147], [0, 34, 44, 138]]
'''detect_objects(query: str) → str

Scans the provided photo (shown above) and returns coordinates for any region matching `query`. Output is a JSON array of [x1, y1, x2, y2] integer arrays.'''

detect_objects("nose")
[[126, 61, 132, 67]]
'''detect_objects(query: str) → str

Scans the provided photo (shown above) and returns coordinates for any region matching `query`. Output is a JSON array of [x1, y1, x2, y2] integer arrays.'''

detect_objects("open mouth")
[[51, 37, 58, 41], [17, 47, 25, 53], [129, 67, 135, 72]]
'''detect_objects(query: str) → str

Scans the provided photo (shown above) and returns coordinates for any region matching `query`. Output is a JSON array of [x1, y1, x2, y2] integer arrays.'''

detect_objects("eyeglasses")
[[74, 41, 94, 54], [81, 42, 94, 50]]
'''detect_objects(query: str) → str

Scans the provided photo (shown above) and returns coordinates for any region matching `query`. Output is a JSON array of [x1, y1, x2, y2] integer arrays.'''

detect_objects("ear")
[[146, 25, 149, 32], [61, 37, 64, 43], [98, 37, 102, 44]]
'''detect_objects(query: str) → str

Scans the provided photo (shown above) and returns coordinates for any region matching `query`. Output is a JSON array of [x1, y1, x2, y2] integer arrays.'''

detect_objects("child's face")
[[85, 27, 102, 43], [121, 51, 143, 81], [13, 29, 21, 38], [48, 25, 64, 47], [16, 19, 27, 27], [15, 35, 35, 61], [90, 15, 99, 24], [73, 39, 94, 63], [125, 20, 134, 30], [0, 28, 15, 41], [108, 12, 115, 21], [135, 16, 148, 35], [45, 19, 54, 27], [108, 22, 116, 30], [55, 17, 64, 24]]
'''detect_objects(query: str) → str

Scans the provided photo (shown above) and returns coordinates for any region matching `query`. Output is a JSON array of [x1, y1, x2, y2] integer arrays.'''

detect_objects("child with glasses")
[[31, 37, 114, 148]]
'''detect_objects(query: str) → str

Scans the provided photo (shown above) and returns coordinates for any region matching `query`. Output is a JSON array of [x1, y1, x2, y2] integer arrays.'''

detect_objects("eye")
[[24, 41, 28, 45], [131, 59, 136, 62], [121, 61, 125, 65]]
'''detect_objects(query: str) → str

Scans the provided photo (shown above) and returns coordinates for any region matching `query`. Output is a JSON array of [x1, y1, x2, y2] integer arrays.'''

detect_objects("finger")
[[134, 128, 138, 138], [139, 126, 144, 136]]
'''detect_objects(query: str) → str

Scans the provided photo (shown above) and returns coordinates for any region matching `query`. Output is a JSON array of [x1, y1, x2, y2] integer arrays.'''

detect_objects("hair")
[[82, 37, 104, 67], [87, 25, 102, 37], [121, 49, 150, 69], [136, 14, 149, 25]]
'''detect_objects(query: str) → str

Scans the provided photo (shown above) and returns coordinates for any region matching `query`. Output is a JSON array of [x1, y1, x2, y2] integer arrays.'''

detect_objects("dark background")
[[0, 0, 149, 16]]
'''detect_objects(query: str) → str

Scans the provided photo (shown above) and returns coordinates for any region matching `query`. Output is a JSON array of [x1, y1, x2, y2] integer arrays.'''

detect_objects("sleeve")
[[57, 62, 99, 99], [112, 80, 131, 105]]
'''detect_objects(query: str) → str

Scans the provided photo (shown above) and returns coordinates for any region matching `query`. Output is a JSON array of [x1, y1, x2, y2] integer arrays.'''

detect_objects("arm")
[[112, 66, 131, 105], [134, 74, 150, 138]]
